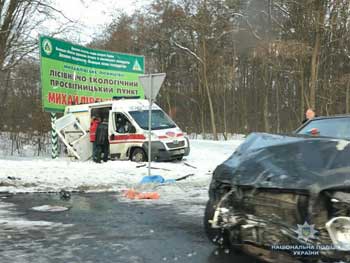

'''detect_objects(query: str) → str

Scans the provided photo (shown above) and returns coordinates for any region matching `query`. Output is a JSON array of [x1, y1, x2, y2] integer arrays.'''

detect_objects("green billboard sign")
[[39, 36, 145, 112]]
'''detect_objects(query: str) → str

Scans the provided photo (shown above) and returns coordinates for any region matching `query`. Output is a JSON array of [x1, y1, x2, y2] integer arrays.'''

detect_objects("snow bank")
[[0, 139, 242, 194]]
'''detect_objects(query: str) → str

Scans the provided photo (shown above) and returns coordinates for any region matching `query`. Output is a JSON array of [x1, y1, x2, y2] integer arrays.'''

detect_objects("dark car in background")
[[204, 115, 350, 262]]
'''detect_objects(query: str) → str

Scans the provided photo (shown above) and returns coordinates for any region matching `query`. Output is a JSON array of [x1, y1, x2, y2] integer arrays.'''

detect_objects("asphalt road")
[[0, 193, 257, 263]]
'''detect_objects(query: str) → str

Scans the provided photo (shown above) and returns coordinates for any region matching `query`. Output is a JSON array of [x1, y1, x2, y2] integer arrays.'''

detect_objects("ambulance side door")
[[109, 111, 136, 159]]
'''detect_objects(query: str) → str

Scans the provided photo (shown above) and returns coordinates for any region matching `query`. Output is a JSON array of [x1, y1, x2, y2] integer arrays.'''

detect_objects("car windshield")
[[129, 109, 176, 130], [297, 117, 350, 139]]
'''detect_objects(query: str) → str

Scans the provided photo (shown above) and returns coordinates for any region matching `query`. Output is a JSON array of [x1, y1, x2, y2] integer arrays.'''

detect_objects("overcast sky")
[[53, 0, 150, 43]]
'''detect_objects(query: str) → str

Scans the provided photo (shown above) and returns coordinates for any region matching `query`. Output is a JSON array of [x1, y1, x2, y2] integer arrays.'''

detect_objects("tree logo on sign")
[[133, 59, 142, 71], [42, 39, 53, 56]]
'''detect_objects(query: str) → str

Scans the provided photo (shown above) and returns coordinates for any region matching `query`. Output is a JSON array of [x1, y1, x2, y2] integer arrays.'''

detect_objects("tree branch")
[[171, 40, 204, 64]]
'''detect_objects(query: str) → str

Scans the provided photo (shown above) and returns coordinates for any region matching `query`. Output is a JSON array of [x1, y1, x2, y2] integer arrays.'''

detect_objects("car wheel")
[[204, 199, 230, 247], [130, 148, 147, 162]]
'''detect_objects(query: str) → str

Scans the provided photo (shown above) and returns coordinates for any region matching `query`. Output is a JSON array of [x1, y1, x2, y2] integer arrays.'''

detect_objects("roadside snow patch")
[[0, 200, 73, 229], [31, 205, 70, 212]]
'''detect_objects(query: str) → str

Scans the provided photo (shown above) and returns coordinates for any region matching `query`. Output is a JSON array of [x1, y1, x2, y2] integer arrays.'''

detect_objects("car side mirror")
[[307, 128, 319, 136]]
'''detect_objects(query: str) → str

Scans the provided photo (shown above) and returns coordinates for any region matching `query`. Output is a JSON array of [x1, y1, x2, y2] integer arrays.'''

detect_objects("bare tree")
[[0, 0, 73, 71]]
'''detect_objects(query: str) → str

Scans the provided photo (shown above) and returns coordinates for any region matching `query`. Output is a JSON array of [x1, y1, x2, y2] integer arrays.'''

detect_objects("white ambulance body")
[[54, 99, 190, 161]]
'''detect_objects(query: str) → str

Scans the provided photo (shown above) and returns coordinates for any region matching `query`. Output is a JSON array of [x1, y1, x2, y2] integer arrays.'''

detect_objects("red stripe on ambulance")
[[110, 134, 146, 143], [110, 141, 144, 144]]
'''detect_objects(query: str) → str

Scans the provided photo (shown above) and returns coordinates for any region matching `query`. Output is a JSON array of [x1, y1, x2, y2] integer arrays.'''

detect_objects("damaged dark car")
[[204, 116, 350, 262]]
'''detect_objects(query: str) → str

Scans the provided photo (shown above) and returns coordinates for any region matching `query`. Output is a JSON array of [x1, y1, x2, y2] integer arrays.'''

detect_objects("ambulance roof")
[[65, 99, 160, 113], [111, 99, 161, 112]]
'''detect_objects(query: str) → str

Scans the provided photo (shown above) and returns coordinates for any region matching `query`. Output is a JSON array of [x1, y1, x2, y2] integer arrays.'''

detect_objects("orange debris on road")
[[123, 189, 160, 200]]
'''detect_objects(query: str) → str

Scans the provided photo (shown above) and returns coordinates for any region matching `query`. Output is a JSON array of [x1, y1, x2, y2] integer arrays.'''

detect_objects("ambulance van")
[[54, 98, 190, 161]]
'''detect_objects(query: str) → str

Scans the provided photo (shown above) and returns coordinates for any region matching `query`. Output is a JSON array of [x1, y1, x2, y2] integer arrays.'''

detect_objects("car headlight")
[[326, 217, 350, 251]]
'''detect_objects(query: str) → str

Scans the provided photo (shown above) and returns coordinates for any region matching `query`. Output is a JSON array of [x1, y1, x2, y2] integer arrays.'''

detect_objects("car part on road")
[[139, 174, 194, 185], [60, 190, 71, 200], [123, 189, 160, 200], [136, 164, 172, 171], [184, 162, 197, 169], [140, 175, 175, 184], [175, 174, 194, 181]]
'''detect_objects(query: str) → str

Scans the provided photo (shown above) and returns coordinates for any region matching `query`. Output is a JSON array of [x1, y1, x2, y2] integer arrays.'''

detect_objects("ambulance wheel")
[[130, 148, 147, 162]]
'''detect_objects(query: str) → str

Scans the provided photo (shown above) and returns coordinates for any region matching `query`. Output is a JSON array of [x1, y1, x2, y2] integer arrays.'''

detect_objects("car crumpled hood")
[[213, 132, 350, 192]]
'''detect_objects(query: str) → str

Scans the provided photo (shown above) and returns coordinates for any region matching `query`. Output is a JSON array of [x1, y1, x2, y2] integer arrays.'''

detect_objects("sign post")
[[138, 73, 166, 176], [50, 112, 58, 159]]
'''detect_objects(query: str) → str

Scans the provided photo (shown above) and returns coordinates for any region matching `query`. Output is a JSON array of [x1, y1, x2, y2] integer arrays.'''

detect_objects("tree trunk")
[[346, 80, 350, 114], [202, 39, 218, 140], [197, 69, 206, 135], [223, 87, 227, 140], [263, 66, 270, 132], [276, 81, 280, 133], [37, 135, 42, 156], [309, 1, 324, 110], [166, 92, 172, 116], [300, 63, 305, 121]]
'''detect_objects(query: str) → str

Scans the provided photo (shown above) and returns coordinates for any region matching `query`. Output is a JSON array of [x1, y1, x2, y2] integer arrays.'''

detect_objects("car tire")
[[204, 199, 230, 247], [130, 148, 147, 162]]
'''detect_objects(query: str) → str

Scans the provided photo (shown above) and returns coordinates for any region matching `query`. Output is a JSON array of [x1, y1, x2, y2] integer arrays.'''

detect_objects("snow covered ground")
[[0, 139, 243, 222], [0, 139, 242, 194]]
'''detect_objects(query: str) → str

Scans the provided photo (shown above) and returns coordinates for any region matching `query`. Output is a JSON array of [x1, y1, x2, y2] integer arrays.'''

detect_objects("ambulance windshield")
[[129, 110, 176, 130]]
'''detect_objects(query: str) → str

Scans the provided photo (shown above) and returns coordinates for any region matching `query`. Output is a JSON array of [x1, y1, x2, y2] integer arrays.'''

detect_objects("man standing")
[[302, 108, 316, 124], [90, 116, 100, 162], [95, 118, 109, 163]]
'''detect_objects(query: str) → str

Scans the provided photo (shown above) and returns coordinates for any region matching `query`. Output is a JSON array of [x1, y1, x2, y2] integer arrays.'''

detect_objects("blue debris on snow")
[[140, 174, 194, 184], [140, 175, 176, 184]]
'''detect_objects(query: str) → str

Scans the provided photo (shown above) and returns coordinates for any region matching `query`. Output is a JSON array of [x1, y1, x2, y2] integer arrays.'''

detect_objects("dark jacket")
[[95, 122, 109, 145], [302, 118, 309, 124]]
